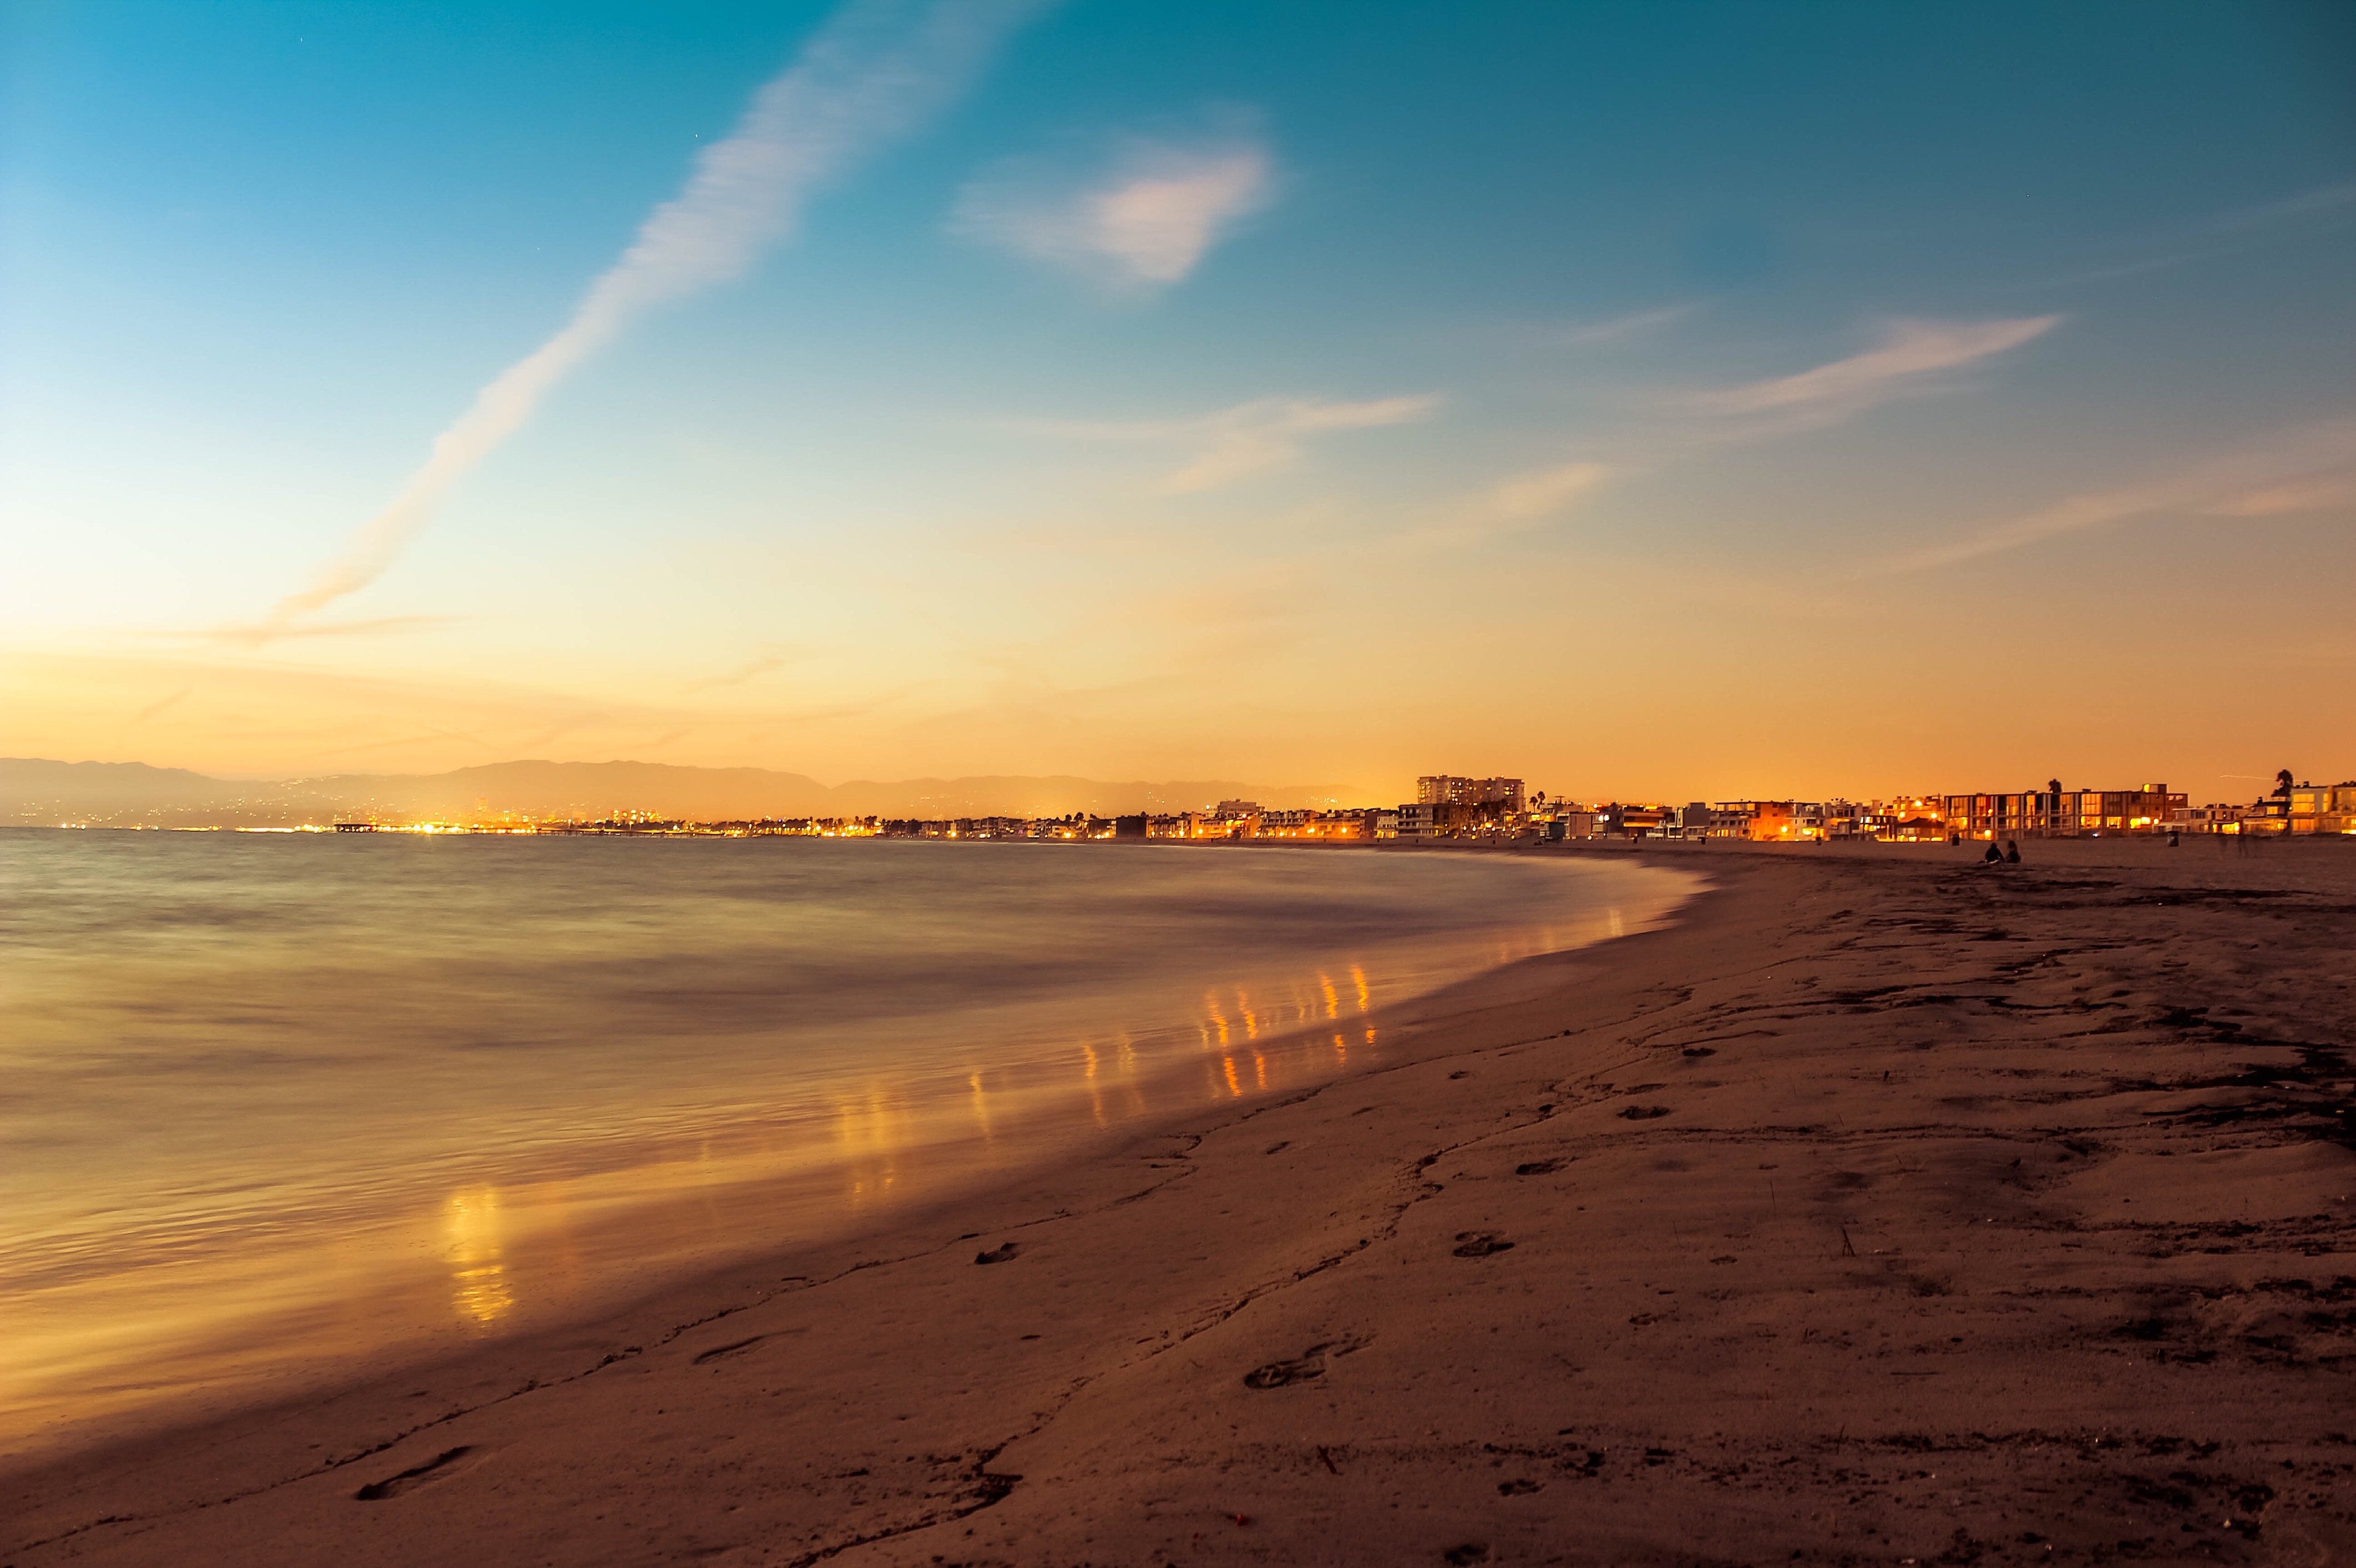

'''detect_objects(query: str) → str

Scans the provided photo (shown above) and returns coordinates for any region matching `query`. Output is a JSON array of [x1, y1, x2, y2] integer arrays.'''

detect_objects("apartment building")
[[1941, 785, 2187, 839], [1416, 775, 1527, 812]]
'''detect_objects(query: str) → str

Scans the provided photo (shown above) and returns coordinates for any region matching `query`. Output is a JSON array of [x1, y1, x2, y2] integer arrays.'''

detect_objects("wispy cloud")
[[1487, 461, 1608, 521], [1871, 415, 2356, 576], [2208, 177, 2356, 235], [2033, 177, 2356, 292], [254, 0, 1038, 638], [953, 124, 1274, 288], [1689, 316, 2061, 422], [1162, 396, 1431, 493], [1390, 459, 1611, 553], [1555, 303, 1698, 348], [1018, 394, 1436, 494], [682, 646, 814, 694], [182, 614, 458, 647], [133, 687, 192, 722], [2204, 471, 2356, 518]]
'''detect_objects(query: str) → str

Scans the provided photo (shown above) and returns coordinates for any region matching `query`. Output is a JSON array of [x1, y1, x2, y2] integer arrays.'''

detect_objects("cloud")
[[1012, 394, 1434, 494], [255, 0, 1039, 637], [953, 129, 1274, 288], [2034, 177, 2356, 291], [1161, 396, 1432, 493], [1555, 303, 1699, 348], [1872, 416, 2356, 575], [1487, 461, 1608, 521], [1388, 460, 1610, 553], [2204, 472, 2356, 517], [682, 646, 815, 694], [182, 614, 459, 647], [2208, 177, 2356, 236], [133, 687, 192, 722], [1689, 316, 2060, 421]]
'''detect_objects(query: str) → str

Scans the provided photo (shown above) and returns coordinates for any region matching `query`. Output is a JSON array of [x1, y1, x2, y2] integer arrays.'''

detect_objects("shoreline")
[[0, 843, 1694, 1473], [9, 840, 2355, 1563]]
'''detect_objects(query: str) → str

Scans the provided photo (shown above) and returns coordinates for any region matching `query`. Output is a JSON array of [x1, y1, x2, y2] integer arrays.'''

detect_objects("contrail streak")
[[265, 0, 1038, 632]]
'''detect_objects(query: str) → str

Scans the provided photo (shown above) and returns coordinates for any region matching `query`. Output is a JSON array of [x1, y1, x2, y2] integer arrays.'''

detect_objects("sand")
[[7, 837, 2354, 1566]]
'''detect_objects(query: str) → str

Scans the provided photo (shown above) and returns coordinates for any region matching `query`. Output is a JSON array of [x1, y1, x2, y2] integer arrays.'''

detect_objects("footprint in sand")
[[1452, 1231, 1515, 1257], [973, 1241, 1020, 1264], [692, 1335, 766, 1366], [1243, 1336, 1366, 1389], [354, 1445, 477, 1501], [1619, 1104, 1672, 1120]]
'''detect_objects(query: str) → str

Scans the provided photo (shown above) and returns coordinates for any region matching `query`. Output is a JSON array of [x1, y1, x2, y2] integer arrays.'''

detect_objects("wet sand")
[[7, 837, 2355, 1565]]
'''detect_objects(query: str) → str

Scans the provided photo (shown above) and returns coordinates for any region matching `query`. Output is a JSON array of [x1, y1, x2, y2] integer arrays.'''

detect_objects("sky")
[[3, 0, 2353, 802]]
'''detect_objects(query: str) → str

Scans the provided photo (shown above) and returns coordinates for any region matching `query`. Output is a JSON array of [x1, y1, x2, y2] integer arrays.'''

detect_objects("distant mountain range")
[[0, 759, 1363, 827]]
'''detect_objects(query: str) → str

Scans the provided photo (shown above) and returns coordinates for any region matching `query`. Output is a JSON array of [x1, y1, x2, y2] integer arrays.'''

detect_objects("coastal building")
[[2284, 782, 2356, 835], [1606, 804, 1667, 837], [1416, 775, 1527, 812], [1252, 809, 1368, 840], [1846, 797, 1946, 841], [1396, 802, 1448, 840], [1702, 801, 1822, 841], [1941, 784, 2186, 839], [1956, 785, 2183, 838]]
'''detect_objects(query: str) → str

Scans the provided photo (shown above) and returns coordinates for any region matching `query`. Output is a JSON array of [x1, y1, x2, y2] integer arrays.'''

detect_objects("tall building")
[[1415, 775, 1527, 812]]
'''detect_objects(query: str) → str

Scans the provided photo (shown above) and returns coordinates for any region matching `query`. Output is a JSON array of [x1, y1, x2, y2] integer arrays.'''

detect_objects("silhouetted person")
[[2003, 839, 2021, 864], [2168, 829, 2180, 847], [1983, 842, 2003, 865]]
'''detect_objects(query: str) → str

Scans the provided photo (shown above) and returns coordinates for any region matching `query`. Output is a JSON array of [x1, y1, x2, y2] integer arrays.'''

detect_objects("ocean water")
[[0, 828, 1694, 1456]]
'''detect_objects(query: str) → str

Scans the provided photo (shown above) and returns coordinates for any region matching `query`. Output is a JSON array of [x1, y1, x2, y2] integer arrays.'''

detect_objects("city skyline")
[[5, 1, 2354, 801], [6, 754, 2332, 834]]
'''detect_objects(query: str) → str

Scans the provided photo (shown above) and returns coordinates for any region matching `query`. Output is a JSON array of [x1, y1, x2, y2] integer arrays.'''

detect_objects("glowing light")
[[969, 1072, 994, 1145], [443, 1187, 513, 1328]]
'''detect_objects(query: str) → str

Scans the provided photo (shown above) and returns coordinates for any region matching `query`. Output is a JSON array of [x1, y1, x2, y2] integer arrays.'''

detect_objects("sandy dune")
[[8, 838, 2354, 1565]]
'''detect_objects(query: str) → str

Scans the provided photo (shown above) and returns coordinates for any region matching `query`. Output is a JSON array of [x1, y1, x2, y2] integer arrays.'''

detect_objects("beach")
[[7, 837, 2354, 1565]]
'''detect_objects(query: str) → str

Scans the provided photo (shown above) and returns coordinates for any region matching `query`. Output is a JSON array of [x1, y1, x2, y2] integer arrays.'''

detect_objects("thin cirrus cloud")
[[953, 131, 1275, 289], [1017, 394, 1436, 494], [1396, 460, 1611, 553], [248, 0, 1042, 640], [1688, 315, 2062, 423], [1869, 415, 2356, 576], [1555, 303, 1699, 349], [1487, 461, 1609, 521]]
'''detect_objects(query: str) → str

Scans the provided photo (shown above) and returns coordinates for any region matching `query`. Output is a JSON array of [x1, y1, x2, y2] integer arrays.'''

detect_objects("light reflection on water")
[[443, 1188, 512, 1328], [0, 830, 1694, 1456]]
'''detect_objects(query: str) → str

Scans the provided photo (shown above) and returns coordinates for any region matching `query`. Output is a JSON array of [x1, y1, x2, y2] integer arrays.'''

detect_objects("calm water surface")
[[0, 829, 1694, 1455]]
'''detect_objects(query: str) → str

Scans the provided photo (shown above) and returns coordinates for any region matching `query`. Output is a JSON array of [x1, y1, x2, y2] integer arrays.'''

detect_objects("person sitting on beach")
[[1983, 842, 2003, 865], [2003, 839, 2021, 864]]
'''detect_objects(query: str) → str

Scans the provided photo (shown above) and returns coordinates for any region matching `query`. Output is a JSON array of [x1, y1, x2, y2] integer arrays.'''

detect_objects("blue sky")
[[3, 1, 2352, 798]]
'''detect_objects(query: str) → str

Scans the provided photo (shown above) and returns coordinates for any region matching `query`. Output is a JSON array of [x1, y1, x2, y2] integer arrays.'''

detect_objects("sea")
[[0, 827, 1695, 1457]]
